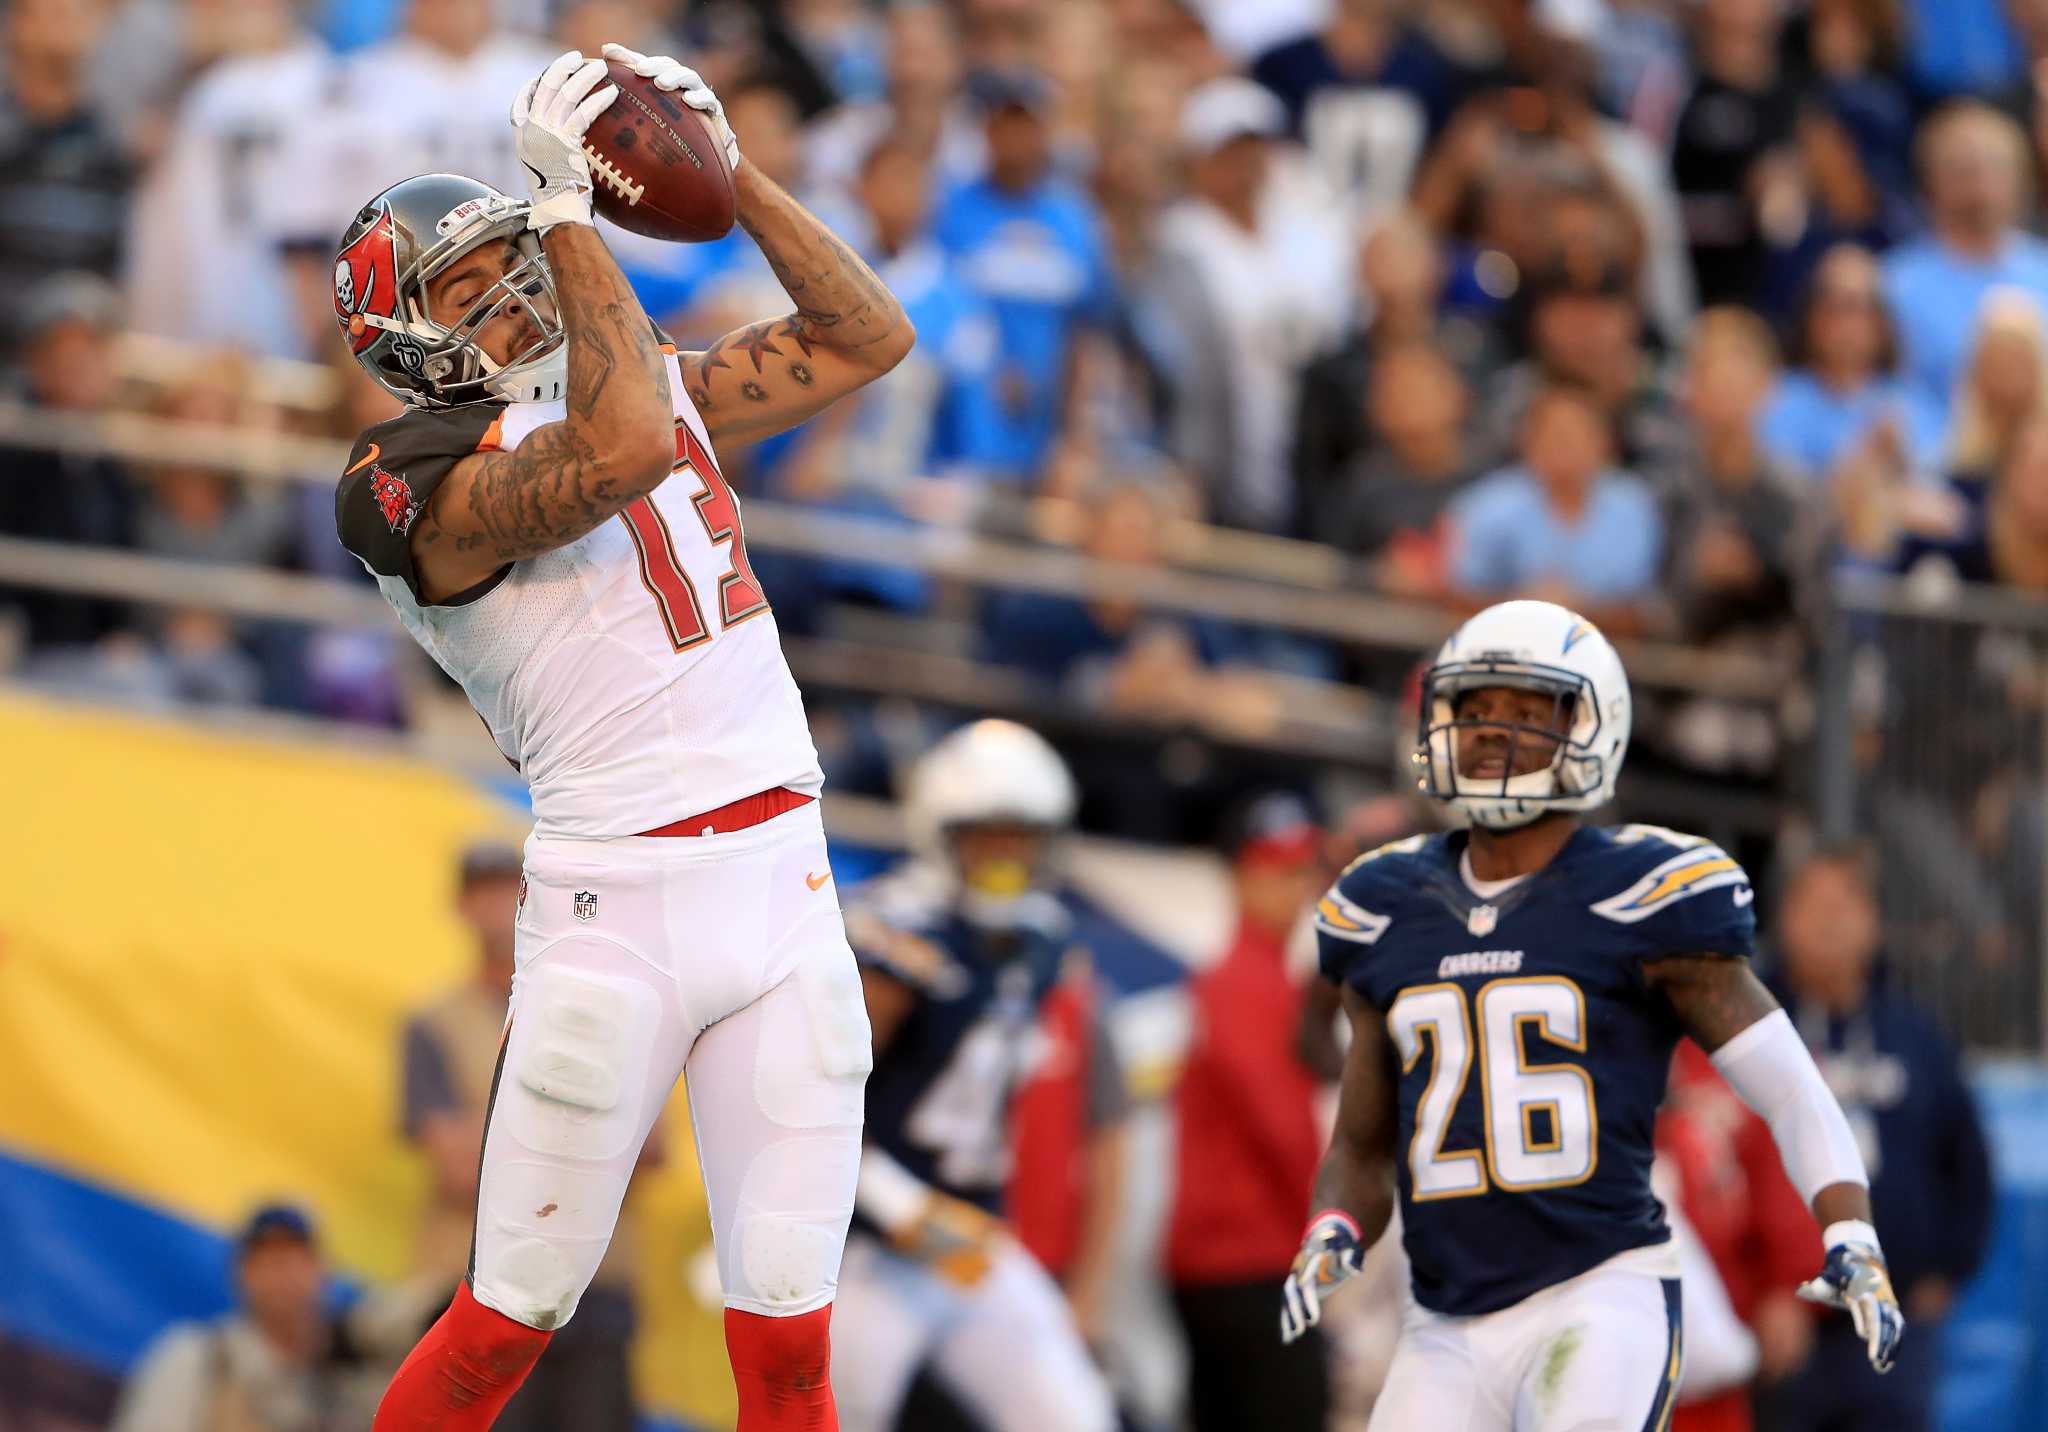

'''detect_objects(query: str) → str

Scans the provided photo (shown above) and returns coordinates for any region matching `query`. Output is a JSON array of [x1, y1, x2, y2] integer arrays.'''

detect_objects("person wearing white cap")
[[1149, 78, 1352, 535]]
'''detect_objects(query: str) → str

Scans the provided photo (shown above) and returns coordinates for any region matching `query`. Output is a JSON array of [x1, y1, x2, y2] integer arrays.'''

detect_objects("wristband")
[[856, 1147, 930, 1235], [1821, 1219, 1882, 1257], [1305, 1208, 1362, 1242]]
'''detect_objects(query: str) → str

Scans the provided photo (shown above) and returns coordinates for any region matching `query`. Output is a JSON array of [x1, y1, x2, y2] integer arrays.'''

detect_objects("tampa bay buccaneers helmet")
[[332, 173, 567, 408]]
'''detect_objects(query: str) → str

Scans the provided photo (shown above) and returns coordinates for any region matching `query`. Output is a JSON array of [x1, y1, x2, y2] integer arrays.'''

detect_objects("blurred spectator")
[[1316, 341, 1478, 599], [1759, 245, 1945, 483], [1670, 0, 1805, 308], [400, 844, 652, 1430], [1669, 309, 1805, 646], [111, 1204, 425, 1432], [1252, 0, 1466, 141], [1448, 383, 1665, 630], [1292, 209, 1503, 525], [806, 0, 978, 200], [932, 67, 1118, 483], [1894, 0, 2025, 101], [785, 0, 889, 106], [0, 275, 136, 650], [122, 0, 332, 358], [1479, 261, 1691, 496], [1882, 102, 2048, 408], [270, 0, 552, 351], [0, 0, 134, 345], [1755, 848, 1994, 1432], [743, 136, 996, 627], [1152, 79, 1351, 533], [980, 479, 1220, 695], [1164, 793, 1332, 1432], [1657, 310, 1805, 777], [1803, 0, 1916, 232], [1414, 43, 1696, 344], [1944, 287, 2048, 478], [1658, 1039, 1816, 1432]]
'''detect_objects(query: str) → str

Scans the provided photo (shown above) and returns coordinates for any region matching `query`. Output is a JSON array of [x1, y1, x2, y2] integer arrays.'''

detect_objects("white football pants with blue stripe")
[[1368, 1248, 1684, 1432], [830, 1230, 1118, 1432]]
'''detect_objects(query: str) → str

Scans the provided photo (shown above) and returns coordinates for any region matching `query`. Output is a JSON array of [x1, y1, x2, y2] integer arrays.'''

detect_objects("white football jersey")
[[337, 350, 823, 839]]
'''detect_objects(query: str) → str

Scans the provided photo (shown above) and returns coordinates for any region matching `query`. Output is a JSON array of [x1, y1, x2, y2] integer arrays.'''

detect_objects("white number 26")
[[1387, 976, 1597, 1200]]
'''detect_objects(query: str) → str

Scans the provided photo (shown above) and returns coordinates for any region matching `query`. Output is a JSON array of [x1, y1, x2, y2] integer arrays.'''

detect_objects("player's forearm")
[[1067, 1122, 1129, 1307], [1811, 1180, 1874, 1230], [1308, 1138, 1396, 1247], [734, 164, 913, 367], [540, 223, 673, 478]]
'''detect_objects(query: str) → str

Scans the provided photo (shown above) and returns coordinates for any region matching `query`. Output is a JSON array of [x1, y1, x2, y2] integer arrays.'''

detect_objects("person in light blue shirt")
[[930, 67, 1118, 481], [1882, 103, 2048, 408], [1449, 386, 1665, 616], [1762, 245, 1947, 481]]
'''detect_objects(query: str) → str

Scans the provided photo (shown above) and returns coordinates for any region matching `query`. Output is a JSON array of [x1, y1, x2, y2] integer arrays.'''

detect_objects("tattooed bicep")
[[681, 315, 873, 446], [1643, 953, 1781, 1052]]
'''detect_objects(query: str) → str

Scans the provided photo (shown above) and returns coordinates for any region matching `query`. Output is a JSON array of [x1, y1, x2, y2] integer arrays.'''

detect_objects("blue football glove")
[[1797, 1237, 1906, 1373], [1280, 1210, 1363, 1344]]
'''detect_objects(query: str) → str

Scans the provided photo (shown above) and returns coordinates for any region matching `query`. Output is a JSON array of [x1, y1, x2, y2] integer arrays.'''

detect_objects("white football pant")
[[468, 803, 871, 1329], [832, 1231, 1118, 1432], [1368, 1251, 1683, 1432]]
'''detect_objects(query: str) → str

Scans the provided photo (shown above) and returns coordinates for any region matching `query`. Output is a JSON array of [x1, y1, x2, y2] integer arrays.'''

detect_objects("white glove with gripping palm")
[[600, 43, 742, 171], [510, 50, 620, 232], [1279, 1210, 1364, 1344]]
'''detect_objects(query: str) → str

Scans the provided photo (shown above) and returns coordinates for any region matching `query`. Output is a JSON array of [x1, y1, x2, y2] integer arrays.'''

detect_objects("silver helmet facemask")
[[337, 179, 568, 408], [1414, 658, 1608, 817]]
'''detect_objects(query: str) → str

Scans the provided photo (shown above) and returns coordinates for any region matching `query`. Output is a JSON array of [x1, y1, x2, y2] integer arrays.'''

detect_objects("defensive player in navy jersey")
[[830, 721, 1122, 1432], [1280, 599, 1903, 1430]]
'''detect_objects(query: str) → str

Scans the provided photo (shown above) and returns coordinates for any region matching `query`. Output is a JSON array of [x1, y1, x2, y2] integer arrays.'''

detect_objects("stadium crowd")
[[0, 0, 2033, 1426]]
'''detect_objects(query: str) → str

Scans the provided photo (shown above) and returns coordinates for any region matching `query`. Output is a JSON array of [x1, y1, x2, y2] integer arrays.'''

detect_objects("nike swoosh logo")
[[523, 160, 551, 193], [1732, 886, 1755, 906], [806, 870, 832, 891], [344, 442, 382, 475]]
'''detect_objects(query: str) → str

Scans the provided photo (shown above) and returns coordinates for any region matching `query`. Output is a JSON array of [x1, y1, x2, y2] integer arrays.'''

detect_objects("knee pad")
[[505, 954, 661, 1162], [754, 939, 871, 1132], [472, 1238, 585, 1332], [730, 1136, 858, 1313]]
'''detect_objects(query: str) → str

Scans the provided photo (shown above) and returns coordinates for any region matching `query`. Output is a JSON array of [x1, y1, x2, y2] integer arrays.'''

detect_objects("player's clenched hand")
[[1797, 1238, 1905, 1373], [600, 43, 742, 171], [511, 51, 619, 232], [1280, 1210, 1363, 1344], [889, 1190, 1004, 1288]]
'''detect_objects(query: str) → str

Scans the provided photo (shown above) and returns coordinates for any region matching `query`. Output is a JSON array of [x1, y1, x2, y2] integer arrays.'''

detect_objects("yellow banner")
[[0, 691, 735, 1427]]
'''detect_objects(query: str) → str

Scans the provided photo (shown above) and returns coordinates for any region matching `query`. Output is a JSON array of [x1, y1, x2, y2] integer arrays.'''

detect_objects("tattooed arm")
[[1645, 954, 1875, 1228], [682, 164, 915, 449], [410, 224, 675, 601]]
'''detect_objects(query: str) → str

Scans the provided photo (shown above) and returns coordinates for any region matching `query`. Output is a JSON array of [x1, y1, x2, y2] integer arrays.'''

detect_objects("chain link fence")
[[1816, 576, 2048, 1054]]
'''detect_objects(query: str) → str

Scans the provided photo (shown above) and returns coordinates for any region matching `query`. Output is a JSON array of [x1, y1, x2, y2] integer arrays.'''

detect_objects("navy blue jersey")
[[1314, 824, 1756, 1316], [844, 872, 1069, 1219]]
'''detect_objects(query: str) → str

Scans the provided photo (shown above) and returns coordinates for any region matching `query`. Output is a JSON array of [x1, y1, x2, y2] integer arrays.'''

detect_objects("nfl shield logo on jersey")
[[573, 890, 599, 922], [1468, 904, 1498, 936]]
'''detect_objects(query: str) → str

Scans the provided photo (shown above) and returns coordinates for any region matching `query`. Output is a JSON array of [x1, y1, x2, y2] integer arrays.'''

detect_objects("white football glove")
[[510, 50, 620, 232], [601, 42, 742, 171], [1279, 1210, 1364, 1344], [1797, 1231, 1906, 1374]]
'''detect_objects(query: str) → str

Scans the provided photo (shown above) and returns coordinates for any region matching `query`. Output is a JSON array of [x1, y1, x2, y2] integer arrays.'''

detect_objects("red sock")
[[372, 1281, 552, 1430], [725, 1304, 838, 1431]]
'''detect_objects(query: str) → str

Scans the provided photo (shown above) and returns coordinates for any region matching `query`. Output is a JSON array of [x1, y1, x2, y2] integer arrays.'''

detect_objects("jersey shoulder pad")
[[1587, 825, 1755, 956], [1314, 834, 1436, 977], [335, 403, 503, 602], [843, 865, 970, 994]]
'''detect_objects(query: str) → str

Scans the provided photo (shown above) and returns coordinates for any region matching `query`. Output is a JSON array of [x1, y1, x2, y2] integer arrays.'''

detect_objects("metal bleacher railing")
[[1814, 574, 2048, 1053], [0, 342, 1794, 834]]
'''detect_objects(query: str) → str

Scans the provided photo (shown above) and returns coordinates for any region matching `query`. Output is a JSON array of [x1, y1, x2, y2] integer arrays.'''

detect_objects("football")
[[583, 60, 736, 243]]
